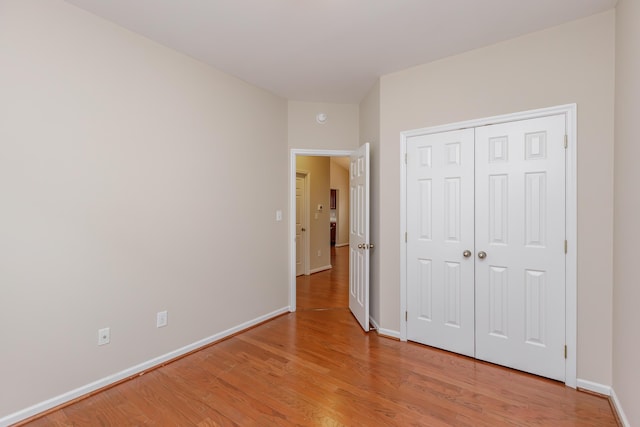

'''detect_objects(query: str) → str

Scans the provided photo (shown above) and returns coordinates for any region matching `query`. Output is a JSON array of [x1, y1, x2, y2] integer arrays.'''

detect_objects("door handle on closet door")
[[478, 251, 487, 259], [463, 250, 472, 258]]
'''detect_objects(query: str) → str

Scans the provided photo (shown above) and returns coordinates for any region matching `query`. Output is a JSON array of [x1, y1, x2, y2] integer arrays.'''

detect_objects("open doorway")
[[289, 146, 371, 332], [288, 149, 352, 313], [295, 155, 351, 279]]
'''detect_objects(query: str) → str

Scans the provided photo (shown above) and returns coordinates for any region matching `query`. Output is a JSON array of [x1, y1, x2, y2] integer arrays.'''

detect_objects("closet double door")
[[406, 114, 566, 381]]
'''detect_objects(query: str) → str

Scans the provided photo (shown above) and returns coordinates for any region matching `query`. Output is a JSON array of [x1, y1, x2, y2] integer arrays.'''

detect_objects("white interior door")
[[406, 129, 476, 357], [349, 143, 370, 331], [295, 173, 307, 276], [475, 115, 566, 381]]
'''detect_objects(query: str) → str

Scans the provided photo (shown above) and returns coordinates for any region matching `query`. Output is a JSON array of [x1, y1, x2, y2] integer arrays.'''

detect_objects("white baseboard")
[[369, 316, 380, 331], [576, 378, 611, 396], [0, 307, 290, 427], [335, 243, 349, 248], [366, 316, 399, 339], [610, 387, 631, 427], [309, 264, 332, 274], [377, 327, 400, 339]]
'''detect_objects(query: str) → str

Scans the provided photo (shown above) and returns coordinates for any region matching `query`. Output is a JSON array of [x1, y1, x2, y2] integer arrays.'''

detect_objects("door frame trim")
[[289, 148, 354, 313], [399, 104, 577, 388]]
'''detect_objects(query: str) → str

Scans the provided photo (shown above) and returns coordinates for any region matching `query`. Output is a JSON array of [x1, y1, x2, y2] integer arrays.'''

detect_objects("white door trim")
[[289, 148, 355, 313], [399, 104, 577, 388]]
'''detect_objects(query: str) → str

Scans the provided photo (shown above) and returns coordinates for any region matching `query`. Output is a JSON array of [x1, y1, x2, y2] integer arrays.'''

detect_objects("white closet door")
[[474, 115, 566, 381], [406, 129, 475, 357]]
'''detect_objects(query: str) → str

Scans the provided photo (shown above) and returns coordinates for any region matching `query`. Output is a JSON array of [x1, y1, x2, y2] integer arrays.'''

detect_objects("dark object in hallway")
[[330, 221, 336, 246]]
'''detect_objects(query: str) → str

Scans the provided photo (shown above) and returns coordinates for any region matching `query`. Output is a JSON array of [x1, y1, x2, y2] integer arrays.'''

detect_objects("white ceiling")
[[64, 0, 617, 103]]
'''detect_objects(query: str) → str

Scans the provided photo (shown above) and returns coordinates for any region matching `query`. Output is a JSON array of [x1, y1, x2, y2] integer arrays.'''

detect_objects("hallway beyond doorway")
[[297, 246, 349, 310]]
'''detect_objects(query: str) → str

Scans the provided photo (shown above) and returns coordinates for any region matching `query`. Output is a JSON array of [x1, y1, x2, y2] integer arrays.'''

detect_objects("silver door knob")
[[478, 251, 487, 259], [369, 244, 375, 249], [358, 244, 363, 249], [463, 250, 472, 258]]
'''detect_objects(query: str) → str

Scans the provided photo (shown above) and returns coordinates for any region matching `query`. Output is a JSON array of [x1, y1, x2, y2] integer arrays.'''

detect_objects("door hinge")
[[564, 345, 568, 359], [405, 232, 407, 242], [405, 311, 408, 321], [564, 135, 568, 149], [564, 240, 568, 254], [405, 153, 408, 164]]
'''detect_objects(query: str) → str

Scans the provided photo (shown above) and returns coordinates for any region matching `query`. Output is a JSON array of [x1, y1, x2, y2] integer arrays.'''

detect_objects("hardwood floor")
[[296, 246, 349, 311], [20, 246, 617, 426]]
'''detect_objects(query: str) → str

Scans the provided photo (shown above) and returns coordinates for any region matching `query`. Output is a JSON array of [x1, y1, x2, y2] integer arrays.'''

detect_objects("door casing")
[[399, 104, 577, 388]]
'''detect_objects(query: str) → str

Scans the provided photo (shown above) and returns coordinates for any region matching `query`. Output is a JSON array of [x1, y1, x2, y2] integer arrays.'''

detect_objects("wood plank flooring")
[[19, 247, 617, 426]]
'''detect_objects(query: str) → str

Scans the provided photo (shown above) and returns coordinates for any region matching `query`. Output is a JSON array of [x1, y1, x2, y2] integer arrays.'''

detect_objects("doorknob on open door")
[[478, 251, 487, 259], [301, 228, 306, 232]]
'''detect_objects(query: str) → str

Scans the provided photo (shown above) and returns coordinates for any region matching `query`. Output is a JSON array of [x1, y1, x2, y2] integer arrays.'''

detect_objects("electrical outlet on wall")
[[98, 327, 110, 346], [157, 310, 168, 328]]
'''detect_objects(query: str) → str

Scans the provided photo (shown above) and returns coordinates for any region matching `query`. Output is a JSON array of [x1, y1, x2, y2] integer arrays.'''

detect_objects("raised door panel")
[[488, 266, 508, 339]]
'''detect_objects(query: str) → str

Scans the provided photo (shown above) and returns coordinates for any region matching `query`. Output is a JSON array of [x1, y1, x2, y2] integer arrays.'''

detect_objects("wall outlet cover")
[[157, 311, 168, 328], [98, 327, 110, 346]]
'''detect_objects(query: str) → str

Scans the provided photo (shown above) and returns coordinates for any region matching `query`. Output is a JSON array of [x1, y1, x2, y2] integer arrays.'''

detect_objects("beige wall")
[[330, 159, 350, 246], [358, 82, 381, 326], [614, 0, 640, 424], [0, 0, 288, 418], [378, 11, 615, 385], [296, 156, 331, 271], [288, 101, 359, 151]]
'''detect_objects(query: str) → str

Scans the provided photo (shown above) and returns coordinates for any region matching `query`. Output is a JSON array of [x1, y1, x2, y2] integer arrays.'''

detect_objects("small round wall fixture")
[[316, 112, 328, 124]]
